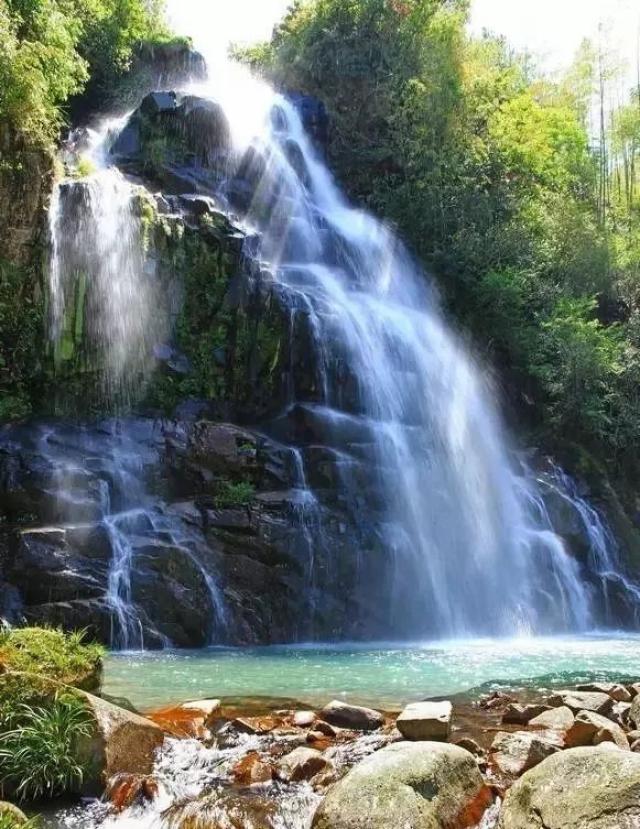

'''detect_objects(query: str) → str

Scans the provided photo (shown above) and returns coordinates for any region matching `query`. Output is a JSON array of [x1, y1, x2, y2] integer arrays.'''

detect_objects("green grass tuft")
[[0, 628, 104, 691], [0, 694, 93, 803]]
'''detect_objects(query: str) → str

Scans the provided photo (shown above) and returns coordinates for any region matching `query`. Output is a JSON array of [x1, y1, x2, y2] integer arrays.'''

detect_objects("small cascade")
[[48, 121, 167, 409], [11, 421, 228, 650], [542, 465, 640, 627]]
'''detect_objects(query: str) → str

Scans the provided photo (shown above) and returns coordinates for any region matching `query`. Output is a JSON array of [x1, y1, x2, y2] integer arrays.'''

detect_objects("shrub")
[[0, 627, 104, 691], [215, 480, 255, 507], [0, 694, 93, 802]]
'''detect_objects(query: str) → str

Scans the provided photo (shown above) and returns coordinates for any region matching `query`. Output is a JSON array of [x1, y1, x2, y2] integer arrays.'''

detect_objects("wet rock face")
[[0, 419, 362, 647], [0, 124, 53, 266]]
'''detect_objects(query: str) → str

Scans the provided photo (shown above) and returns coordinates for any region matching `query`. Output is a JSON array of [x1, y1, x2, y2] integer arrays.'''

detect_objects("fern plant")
[[0, 694, 93, 802]]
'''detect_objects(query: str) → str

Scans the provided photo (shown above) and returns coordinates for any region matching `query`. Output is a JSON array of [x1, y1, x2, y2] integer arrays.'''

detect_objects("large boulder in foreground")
[[498, 744, 640, 828], [79, 692, 165, 791], [0, 802, 28, 825], [312, 741, 492, 829]]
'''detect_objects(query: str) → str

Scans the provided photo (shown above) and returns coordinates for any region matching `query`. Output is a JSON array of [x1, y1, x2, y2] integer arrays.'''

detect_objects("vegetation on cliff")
[[0, 0, 169, 147], [244, 0, 640, 501], [0, 628, 103, 803]]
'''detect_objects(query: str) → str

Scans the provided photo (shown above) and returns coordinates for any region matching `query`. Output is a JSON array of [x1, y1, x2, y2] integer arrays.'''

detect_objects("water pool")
[[103, 634, 640, 711]]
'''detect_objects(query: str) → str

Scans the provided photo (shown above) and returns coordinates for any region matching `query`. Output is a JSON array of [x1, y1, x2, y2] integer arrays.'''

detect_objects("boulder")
[[490, 731, 560, 777], [79, 692, 165, 791], [321, 700, 383, 731], [610, 700, 632, 728], [577, 682, 632, 702], [312, 742, 493, 829], [628, 693, 640, 729], [293, 710, 316, 728], [502, 703, 552, 725], [140, 91, 177, 117], [276, 747, 333, 783], [548, 690, 613, 716], [0, 802, 28, 825], [565, 709, 629, 750], [498, 745, 640, 828], [528, 705, 574, 734], [396, 701, 452, 741]]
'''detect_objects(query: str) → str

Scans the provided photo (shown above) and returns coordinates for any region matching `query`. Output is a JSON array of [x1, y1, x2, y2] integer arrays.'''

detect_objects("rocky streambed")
[[28, 678, 640, 829]]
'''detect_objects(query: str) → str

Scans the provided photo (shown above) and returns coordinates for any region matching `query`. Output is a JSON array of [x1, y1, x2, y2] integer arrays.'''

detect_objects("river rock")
[[610, 700, 632, 728], [528, 705, 575, 734], [179, 699, 221, 728], [565, 709, 629, 750], [105, 773, 159, 811], [320, 700, 383, 731], [548, 690, 614, 716], [396, 701, 452, 741], [490, 731, 560, 777], [276, 747, 333, 782], [312, 742, 493, 829], [628, 693, 640, 728], [498, 745, 640, 828], [577, 682, 632, 702], [233, 752, 273, 785], [502, 703, 552, 725], [79, 692, 165, 790], [293, 710, 316, 728], [166, 791, 276, 829]]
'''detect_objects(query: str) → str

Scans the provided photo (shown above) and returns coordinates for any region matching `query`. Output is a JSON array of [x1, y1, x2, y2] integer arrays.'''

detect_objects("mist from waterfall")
[[48, 120, 165, 408]]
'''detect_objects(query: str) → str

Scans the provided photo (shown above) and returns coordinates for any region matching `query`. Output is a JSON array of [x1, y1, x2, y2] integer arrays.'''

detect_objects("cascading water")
[[40, 3, 640, 647], [158, 51, 606, 637], [48, 120, 166, 408]]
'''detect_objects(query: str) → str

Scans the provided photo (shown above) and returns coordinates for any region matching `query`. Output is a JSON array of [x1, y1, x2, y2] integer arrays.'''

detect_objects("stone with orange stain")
[[232, 751, 274, 785], [312, 742, 492, 829], [106, 773, 159, 812]]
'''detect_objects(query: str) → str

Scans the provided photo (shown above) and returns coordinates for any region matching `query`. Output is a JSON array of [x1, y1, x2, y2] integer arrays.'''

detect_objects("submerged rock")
[[165, 790, 277, 829], [502, 702, 552, 725], [312, 741, 493, 829], [498, 745, 640, 828], [320, 700, 383, 731]]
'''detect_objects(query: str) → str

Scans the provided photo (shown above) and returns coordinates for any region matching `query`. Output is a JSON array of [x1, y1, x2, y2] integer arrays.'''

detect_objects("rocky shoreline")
[[2, 628, 640, 827], [14, 679, 640, 827]]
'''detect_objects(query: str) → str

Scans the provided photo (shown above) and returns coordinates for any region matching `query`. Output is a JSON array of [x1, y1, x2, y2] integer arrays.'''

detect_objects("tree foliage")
[[246, 0, 640, 488], [0, 0, 167, 147]]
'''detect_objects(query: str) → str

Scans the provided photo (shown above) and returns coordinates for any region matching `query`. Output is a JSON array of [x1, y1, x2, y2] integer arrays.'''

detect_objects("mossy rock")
[[0, 802, 29, 827], [0, 628, 103, 692]]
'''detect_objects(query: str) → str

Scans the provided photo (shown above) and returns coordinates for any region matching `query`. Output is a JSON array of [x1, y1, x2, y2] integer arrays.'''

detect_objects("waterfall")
[[155, 49, 599, 637], [48, 120, 165, 409], [40, 7, 640, 646]]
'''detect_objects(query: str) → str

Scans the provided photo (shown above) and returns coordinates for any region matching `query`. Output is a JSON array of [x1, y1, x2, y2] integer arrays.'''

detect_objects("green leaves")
[[0, 694, 93, 802]]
